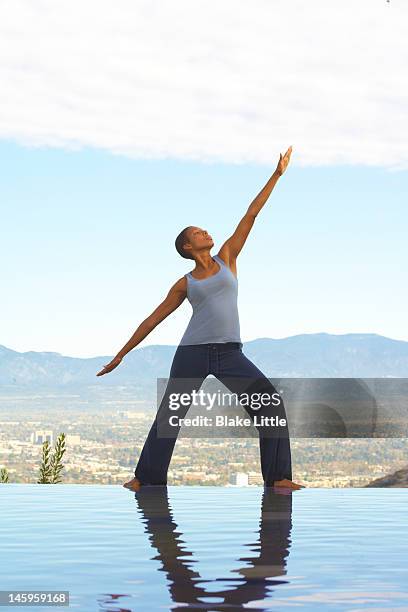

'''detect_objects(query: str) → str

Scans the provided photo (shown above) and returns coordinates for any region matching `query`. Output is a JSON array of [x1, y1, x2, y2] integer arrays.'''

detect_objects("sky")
[[1, 0, 407, 358]]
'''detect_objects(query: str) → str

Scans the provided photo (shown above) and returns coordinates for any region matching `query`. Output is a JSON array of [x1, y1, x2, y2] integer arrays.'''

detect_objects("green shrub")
[[38, 433, 66, 484]]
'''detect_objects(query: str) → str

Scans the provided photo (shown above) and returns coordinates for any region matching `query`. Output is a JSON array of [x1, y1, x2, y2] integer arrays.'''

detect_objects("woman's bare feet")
[[123, 477, 142, 491], [272, 478, 305, 490]]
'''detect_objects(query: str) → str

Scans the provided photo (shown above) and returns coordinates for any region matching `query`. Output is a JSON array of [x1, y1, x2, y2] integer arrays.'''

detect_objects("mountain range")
[[1, 332, 407, 390]]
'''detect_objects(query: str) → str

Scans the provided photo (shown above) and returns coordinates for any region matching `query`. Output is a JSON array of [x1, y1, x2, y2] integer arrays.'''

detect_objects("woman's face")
[[188, 227, 214, 250]]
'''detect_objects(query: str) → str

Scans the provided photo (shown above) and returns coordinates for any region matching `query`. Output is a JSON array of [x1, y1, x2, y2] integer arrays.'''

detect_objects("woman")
[[97, 145, 304, 492]]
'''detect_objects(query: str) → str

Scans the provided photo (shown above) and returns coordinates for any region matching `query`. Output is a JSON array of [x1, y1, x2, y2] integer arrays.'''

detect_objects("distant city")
[[1, 408, 407, 487]]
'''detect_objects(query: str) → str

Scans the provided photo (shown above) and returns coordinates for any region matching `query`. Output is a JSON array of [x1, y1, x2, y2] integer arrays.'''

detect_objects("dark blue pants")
[[134, 342, 292, 486]]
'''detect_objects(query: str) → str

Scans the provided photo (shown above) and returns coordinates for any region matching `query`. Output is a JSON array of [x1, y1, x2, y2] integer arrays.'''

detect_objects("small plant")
[[0, 467, 9, 483], [37, 433, 66, 484]]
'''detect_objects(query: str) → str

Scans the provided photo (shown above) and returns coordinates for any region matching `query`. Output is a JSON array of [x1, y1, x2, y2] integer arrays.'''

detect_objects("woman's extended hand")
[[275, 145, 293, 176], [96, 356, 122, 376]]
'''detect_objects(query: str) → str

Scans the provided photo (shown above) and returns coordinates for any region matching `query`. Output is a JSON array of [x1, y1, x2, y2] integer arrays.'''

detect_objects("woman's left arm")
[[218, 146, 293, 261]]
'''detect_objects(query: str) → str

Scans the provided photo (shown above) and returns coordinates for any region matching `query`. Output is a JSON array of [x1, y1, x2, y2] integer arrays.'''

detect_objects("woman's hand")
[[96, 356, 122, 376], [275, 145, 293, 176]]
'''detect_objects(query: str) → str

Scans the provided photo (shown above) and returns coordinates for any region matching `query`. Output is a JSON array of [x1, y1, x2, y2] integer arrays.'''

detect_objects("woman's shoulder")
[[214, 252, 237, 279]]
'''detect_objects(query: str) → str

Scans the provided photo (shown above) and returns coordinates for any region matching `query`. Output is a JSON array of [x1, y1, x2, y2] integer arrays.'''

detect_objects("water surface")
[[1, 485, 407, 611]]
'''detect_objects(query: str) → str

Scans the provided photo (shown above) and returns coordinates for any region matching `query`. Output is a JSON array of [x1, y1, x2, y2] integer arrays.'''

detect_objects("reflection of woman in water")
[[97, 145, 304, 491], [130, 485, 293, 610]]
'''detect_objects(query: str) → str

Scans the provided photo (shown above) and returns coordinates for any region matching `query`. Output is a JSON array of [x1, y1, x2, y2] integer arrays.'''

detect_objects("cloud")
[[0, 0, 406, 169]]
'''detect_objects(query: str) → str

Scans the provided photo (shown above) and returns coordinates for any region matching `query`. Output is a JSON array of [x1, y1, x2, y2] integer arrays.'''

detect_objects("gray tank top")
[[179, 254, 241, 345]]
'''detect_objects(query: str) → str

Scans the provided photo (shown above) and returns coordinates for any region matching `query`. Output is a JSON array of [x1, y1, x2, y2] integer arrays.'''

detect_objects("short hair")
[[175, 226, 194, 260]]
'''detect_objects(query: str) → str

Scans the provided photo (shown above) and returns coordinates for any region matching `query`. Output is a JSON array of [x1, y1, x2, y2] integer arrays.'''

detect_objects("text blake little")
[[167, 415, 286, 427]]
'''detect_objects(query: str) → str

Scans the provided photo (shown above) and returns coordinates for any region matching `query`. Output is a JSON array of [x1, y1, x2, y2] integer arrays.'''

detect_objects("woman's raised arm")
[[218, 146, 292, 263]]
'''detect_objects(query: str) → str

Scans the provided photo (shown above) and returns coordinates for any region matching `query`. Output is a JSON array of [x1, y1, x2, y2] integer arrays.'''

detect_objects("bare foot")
[[272, 478, 305, 490], [123, 477, 142, 491]]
